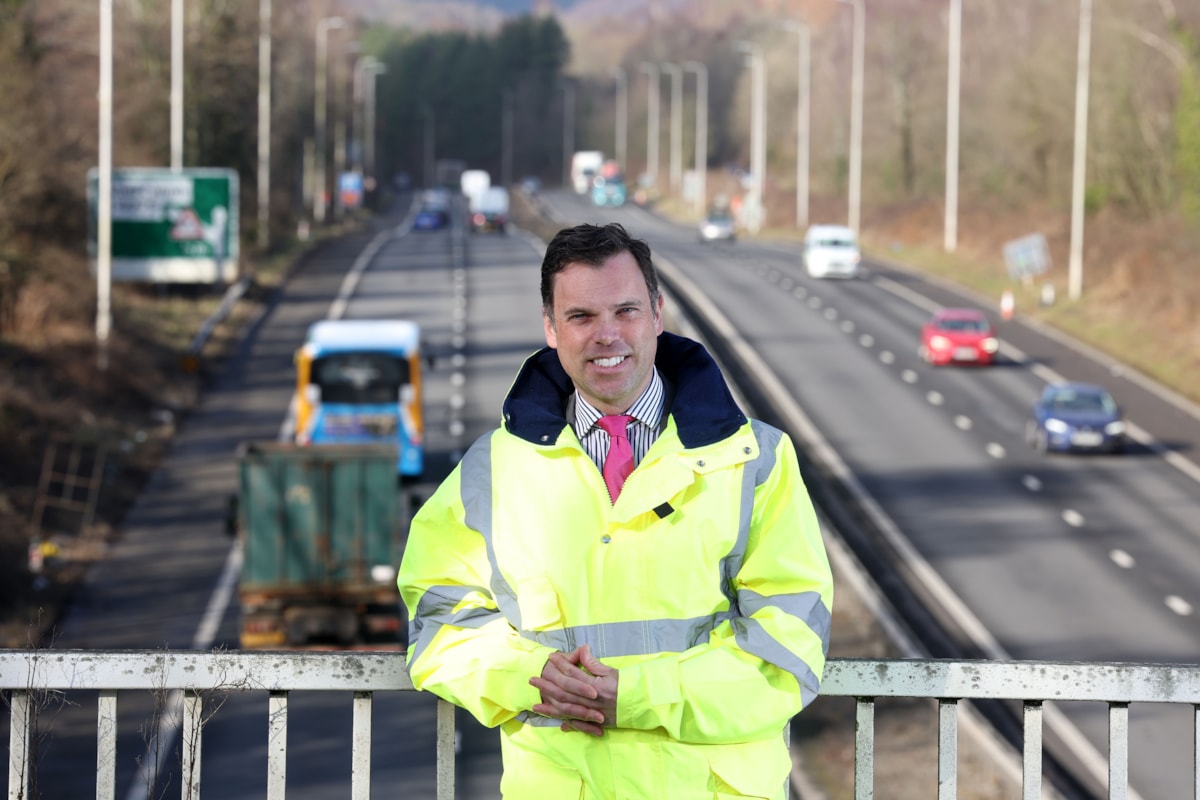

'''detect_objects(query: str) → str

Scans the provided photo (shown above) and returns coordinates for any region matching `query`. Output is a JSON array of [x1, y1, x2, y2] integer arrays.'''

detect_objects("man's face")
[[543, 251, 664, 415]]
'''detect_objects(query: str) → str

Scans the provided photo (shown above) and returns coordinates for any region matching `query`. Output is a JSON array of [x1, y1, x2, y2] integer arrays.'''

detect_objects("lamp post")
[[683, 61, 708, 218], [1067, 0, 1093, 301], [256, 0, 271, 250], [502, 87, 514, 187], [363, 59, 387, 195], [611, 67, 627, 169], [785, 18, 811, 230], [313, 15, 344, 224], [171, 0, 184, 170], [945, 0, 961, 252], [638, 62, 660, 188], [561, 79, 575, 189], [660, 62, 683, 194], [736, 41, 766, 234], [839, 0, 864, 234]]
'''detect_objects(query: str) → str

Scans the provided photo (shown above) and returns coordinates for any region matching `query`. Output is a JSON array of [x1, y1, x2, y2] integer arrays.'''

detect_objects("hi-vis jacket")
[[398, 332, 834, 799]]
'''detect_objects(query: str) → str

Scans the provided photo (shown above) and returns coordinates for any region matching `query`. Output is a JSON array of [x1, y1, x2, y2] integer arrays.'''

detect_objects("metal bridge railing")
[[3, 651, 1199, 800]]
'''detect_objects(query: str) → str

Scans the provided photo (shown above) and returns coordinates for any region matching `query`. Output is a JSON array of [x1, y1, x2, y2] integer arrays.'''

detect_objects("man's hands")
[[529, 644, 618, 737]]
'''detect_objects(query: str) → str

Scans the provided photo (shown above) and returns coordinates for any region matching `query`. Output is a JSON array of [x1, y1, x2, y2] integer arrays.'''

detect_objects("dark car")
[[413, 206, 446, 230], [698, 210, 737, 243], [1026, 382, 1127, 454]]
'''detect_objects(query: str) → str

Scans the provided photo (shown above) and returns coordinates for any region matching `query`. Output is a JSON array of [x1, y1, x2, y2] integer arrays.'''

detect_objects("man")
[[398, 222, 833, 798]]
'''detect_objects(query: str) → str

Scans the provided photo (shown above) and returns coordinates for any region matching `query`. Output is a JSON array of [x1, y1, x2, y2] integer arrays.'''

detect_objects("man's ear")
[[654, 294, 665, 334], [544, 312, 558, 348]]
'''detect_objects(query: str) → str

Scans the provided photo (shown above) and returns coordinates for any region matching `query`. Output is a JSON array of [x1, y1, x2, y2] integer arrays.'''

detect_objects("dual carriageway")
[[4, 187, 1200, 799]]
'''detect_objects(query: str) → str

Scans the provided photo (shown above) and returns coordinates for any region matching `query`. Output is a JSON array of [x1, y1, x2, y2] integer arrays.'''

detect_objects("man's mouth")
[[592, 355, 626, 368]]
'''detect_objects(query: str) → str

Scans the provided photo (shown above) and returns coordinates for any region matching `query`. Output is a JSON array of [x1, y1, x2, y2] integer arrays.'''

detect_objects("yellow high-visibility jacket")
[[398, 333, 834, 799]]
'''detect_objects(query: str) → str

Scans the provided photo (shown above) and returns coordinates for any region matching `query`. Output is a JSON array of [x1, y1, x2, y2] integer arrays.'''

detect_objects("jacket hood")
[[502, 331, 747, 449]]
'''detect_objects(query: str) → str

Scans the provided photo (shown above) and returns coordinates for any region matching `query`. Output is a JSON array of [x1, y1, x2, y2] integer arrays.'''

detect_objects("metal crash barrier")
[[3, 651, 1199, 800]]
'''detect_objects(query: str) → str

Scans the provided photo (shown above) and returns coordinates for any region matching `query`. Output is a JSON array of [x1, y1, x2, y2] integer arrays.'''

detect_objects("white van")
[[803, 224, 862, 279]]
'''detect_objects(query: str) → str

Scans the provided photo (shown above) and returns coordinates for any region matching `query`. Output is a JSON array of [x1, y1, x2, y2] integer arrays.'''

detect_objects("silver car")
[[698, 210, 737, 243]]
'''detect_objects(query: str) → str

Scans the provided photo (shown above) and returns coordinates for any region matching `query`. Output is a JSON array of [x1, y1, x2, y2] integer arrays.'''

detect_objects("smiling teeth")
[[594, 356, 625, 367]]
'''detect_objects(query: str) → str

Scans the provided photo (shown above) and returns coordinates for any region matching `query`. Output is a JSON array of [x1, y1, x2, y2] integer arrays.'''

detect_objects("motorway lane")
[[3, 201, 551, 799], [536, 188, 1200, 800]]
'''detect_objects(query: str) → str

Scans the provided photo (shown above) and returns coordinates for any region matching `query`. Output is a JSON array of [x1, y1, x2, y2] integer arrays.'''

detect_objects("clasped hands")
[[529, 644, 618, 737]]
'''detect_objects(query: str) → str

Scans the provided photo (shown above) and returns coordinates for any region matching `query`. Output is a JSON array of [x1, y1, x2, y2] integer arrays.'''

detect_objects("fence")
[[3, 651, 1199, 800]]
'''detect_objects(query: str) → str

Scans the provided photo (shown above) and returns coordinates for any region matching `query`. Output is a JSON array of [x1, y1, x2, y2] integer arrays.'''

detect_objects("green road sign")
[[88, 167, 239, 283]]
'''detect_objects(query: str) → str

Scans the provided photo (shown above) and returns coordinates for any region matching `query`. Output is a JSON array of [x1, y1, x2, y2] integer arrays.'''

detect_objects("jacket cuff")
[[614, 657, 680, 729]]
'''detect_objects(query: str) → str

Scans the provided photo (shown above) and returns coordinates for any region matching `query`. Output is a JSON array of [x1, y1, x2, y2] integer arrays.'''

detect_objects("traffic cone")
[[1000, 290, 1015, 321]]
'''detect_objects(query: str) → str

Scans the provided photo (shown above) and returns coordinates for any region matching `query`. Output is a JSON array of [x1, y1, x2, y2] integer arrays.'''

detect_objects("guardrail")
[[3, 651, 1199, 800]]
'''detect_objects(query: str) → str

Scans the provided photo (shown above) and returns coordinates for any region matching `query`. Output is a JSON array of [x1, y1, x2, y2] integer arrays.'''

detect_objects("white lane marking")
[[954, 415, 973, 430], [927, 391, 944, 406], [1109, 549, 1136, 569], [859, 334, 874, 347], [985, 443, 1006, 459], [841, 320, 856, 333], [879, 351, 895, 365], [1062, 509, 1086, 527], [1022, 475, 1043, 492], [901, 369, 918, 384], [823, 308, 838, 321], [1165, 596, 1193, 616]]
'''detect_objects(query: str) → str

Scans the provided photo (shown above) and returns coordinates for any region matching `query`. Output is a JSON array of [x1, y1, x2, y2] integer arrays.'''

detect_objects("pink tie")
[[597, 415, 635, 502]]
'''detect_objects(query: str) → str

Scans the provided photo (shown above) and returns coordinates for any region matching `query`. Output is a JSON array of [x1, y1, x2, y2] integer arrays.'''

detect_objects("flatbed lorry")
[[232, 442, 406, 650]]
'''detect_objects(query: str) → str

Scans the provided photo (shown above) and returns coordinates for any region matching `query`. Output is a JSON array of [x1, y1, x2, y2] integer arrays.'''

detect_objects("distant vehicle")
[[591, 168, 627, 207], [803, 224, 862, 279], [570, 150, 605, 194], [698, 209, 737, 243], [232, 442, 405, 649], [293, 319, 425, 478], [919, 308, 999, 366], [519, 176, 542, 195], [469, 186, 510, 234], [460, 169, 491, 209], [413, 206, 446, 230], [1026, 382, 1126, 454]]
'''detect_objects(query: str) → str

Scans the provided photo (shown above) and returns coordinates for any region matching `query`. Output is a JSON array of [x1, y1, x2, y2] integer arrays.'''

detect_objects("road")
[[534, 188, 1200, 800], [7, 188, 1199, 800]]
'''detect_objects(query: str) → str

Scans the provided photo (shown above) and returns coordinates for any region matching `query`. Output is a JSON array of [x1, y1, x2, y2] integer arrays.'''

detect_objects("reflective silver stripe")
[[518, 611, 738, 657], [514, 711, 565, 727], [733, 615, 824, 708], [459, 435, 526, 630], [736, 587, 832, 705], [720, 421, 780, 611], [409, 584, 501, 665]]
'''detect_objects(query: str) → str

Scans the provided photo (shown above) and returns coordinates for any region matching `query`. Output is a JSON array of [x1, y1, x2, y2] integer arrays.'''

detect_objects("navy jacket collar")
[[502, 332, 746, 449]]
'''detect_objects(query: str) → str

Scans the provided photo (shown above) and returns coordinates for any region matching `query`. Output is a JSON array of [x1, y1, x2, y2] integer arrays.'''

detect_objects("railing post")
[[8, 690, 31, 800], [437, 698, 456, 800], [267, 691, 288, 799], [98, 690, 118, 800], [1022, 700, 1043, 800], [854, 698, 874, 800], [1108, 702, 1129, 800], [937, 698, 958, 800]]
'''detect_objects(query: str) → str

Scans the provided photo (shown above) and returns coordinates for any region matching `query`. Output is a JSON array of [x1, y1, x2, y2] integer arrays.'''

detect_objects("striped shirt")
[[573, 368, 665, 473]]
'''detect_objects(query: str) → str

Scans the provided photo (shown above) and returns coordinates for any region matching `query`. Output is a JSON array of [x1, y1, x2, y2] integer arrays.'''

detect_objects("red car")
[[919, 308, 999, 366]]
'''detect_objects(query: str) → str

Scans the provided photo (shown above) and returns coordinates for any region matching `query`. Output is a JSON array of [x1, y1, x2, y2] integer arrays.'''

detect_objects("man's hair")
[[540, 223, 660, 319]]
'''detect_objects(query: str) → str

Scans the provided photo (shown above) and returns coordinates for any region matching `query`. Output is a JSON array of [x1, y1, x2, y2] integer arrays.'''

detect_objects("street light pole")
[[786, 18, 811, 230], [313, 15, 344, 224], [171, 0, 183, 170], [683, 61, 708, 218], [944, 0, 961, 252], [256, 0, 271, 251], [638, 62, 660, 189], [364, 59, 386, 195], [1068, 0, 1093, 301], [562, 79, 575, 189], [502, 88, 514, 187], [611, 67, 627, 169], [840, 0, 865, 234], [736, 41, 766, 234], [661, 62, 683, 194]]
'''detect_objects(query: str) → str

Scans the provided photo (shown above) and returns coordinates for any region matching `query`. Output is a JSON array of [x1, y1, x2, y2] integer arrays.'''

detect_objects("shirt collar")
[[572, 367, 664, 440]]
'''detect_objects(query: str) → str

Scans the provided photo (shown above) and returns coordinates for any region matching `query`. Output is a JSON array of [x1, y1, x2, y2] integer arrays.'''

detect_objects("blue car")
[[1026, 382, 1126, 454], [413, 207, 446, 230]]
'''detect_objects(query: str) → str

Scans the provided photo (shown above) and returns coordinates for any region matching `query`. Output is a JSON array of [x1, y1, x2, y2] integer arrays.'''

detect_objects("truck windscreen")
[[312, 353, 410, 404]]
